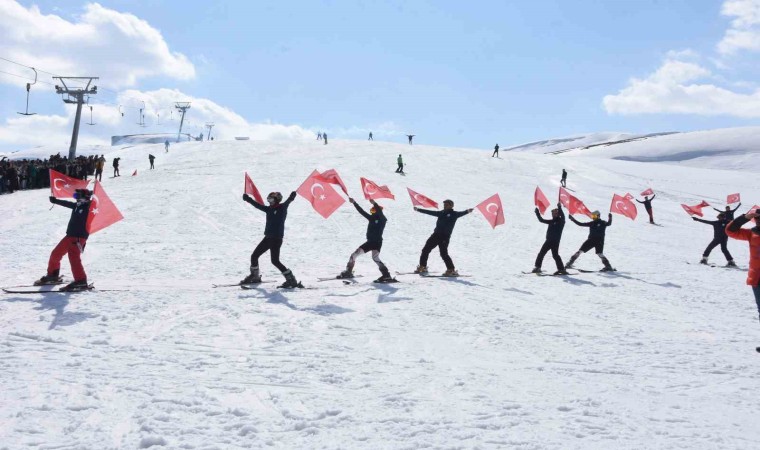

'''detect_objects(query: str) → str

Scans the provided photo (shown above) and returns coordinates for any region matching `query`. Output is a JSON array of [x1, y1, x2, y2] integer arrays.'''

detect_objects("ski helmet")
[[267, 192, 283, 204]]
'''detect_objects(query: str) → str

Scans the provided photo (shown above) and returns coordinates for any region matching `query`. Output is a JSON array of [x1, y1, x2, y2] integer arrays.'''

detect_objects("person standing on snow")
[[532, 203, 567, 275], [241, 191, 302, 288], [317, 132, 322, 141], [338, 198, 394, 282], [35, 189, 94, 291], [94, 155, 105, 181], [407, 134, 415, 145], [323, 133, 328, 145], [148, 154, 155, 170], [692, 212, 735, 266], [636, 194, 656, 224], [492, 144, 499, 157], [165, 140, 170, 153], [112, 157, 121, 177], [715, 203, 742, 221], [414, 199, 473, 276], [725, 210, 760, 352], [561, 169, 567, 188], [368, 132, 373, 141], [565, 210, 615, 271], [395, 154, 404, 174]]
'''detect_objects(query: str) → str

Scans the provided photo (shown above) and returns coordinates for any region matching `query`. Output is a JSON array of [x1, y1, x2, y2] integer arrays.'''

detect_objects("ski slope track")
[[1, 136, 760, 449]]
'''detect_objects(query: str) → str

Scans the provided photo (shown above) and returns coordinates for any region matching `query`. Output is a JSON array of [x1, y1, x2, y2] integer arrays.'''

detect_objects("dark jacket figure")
[[636, 194, 656, 224], [561, 169, 567, 187], [112, 157, 121, 177], [533, 203, 566, 273], [340, 198, 392, 281], [165, 140, 170, 152], [149, 154, 155, 170], [566, 211, 614, 270], [492, 144, 499, 157], [323, 133, 328, 145], [396, 154, 404, 173], [693, 214, 735, 265], [368, 132, 373, 141], [36, 189, 93, 290], [407, 134, 415, 144], [414, 200, 472, 276], [241, 191, 301, 288], [715, 204, 741, 221]]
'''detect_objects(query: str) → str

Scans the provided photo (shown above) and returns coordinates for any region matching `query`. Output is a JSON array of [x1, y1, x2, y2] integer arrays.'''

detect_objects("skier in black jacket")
[[636, 194, 656, 224], [35, 189, 93, 291], [414, 199, 473, 276], [565, 210, 615, 271], [714, 204, 741, 221], [693, 213, 735, 266], [339, 198, 393, 282], [241, 191, 301, 288], [532, 203, 567, 274]]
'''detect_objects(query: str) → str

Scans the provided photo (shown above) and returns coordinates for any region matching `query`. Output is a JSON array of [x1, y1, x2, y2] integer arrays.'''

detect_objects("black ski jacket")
[[354, 202, 386, 242], [50, 197, 91, 239], [570, 215, 611, 240], [694, 216, 730, 240], [714, 204, 741, 221], [536, 208, 565, 242], [417, 208, 470, 237], [245, 192, 296, 238], [636, 194, 655, 210]]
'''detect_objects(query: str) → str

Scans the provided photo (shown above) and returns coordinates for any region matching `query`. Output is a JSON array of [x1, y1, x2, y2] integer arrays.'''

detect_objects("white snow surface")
[[1, 138, 760, 449]]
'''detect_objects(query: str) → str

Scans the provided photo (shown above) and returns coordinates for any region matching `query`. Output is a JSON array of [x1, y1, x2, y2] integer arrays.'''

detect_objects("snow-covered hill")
[[1, 137, 759, 448]]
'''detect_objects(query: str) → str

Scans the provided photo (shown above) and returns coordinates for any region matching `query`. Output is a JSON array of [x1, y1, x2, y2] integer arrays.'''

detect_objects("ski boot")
[[565, 254, 579, 269], [726, 260, 737, 267], [553, 269, 569, 275], [699, 257, 709, 265], [278, 270, 302, 289], [530, 267, 542, 274], [600, 257, 615, 272], [413, 265, 428, 274], [34, 271, 63, 286], [240, 267, 262, 285], [337, 269, 354, 279], [442, 268, 459, 277], [375, 267, 395, 283], [60, 279, 91, 292]]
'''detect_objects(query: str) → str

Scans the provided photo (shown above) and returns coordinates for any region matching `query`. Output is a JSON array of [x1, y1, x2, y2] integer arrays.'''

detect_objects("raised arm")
[[415, 208, 441, 217], [351, 198, 372, 220], [569, 215, 590, 226], [731, 203, 741, 213], [242, 194, 268, 212], [534, 208, 549, 224], [636, 199, 644, 204], [651, 194, 656, 201], [455, 209, 472, 218], [606, 213, 612, 227], [692, 217, 711, 224], [282, 191, 297, 207], [49, 196, 75, 209], [726, 213, 755, 240]]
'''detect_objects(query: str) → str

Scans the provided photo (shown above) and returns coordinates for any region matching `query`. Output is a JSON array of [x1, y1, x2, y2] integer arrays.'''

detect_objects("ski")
[[395, 271, 470, 278], [241, 283, 319, 291], [373, 278, 400, 284], [317, 275, 365, 282], [2, 284, 124, 294], [521, 271, 580, 277], [685, 261, 747, 270], [212, 281, 274, 288], [576, 268, 617, 273], [2, 281, 65, 291]]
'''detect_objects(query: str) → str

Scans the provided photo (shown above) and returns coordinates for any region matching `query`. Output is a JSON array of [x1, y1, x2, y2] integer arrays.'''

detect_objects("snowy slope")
[[1, 138, 760, 449], [504, 132, 661, 154]]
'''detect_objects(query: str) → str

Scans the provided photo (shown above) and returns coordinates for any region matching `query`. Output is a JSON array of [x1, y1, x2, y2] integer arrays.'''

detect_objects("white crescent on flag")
[[486, 203, 499, 215], [364, 183, 378, 195], [90, 194, 100, 214], [310, 183, 325, 200], [53, 178, 70, 191]]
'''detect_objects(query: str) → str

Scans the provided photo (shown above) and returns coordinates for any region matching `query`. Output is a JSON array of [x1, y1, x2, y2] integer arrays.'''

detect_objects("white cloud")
[[718, 0, 760, 54], [0, 1, 195, 87]]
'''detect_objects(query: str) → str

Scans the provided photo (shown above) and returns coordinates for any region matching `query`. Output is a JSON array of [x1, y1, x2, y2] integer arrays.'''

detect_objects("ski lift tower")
[[175, 102, 191, 142], [54, 77, 98, 159]]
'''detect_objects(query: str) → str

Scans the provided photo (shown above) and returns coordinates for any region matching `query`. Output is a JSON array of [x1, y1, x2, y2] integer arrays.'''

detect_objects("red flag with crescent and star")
[[534, 186, 550, 215], [610, 194, 637, 220], [559, 187, 593, 218], [640, 188, 654, 196], [624, 193, 634, 200], [49, 169, 89, 199], [315, 169, 348, 194], [86, 181, 123, 234], [476, 193, 505, 229], [296, 170, 345, 218], [407, 188, 438, 208], [727, 193, 741, 204], [244, 172, 264, 204], [360, 177, 395, 201], [681, 202, 708, 217]]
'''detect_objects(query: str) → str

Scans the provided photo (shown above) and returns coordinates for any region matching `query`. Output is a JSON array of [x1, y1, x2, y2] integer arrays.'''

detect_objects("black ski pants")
[[251, 236, 287, 272], [535, 240, 564, 271], [703, 238, 732, 261], [752, 284, 760, 324], [420, 232, 454, 270]]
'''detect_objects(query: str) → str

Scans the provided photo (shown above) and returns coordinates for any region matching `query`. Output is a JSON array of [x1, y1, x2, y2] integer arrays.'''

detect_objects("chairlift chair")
[[17, 67, 37, 116]]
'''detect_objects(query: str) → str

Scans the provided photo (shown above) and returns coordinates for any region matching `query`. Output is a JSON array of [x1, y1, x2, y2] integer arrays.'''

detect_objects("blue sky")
[[0, 0, 758, 151]]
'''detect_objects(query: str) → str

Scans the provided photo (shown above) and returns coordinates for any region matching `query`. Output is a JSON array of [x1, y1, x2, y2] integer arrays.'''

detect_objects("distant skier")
[[565, 210, 615, 271], [34, 189, 93, 291], [395, 154, 404, 174], [94, 155, 105, 181], [532, 203, 567, 275], [148, 154, 155, 170], [338, 198, 394, 282], [636, 194, 656, 224], [492, 144, 499, 157], [407, 134, 415, 145], [725, 210, 760, 352], [368, 132, 373, 141], [414, 200, 473, 276], [241, 191, 302, 288], [692, 213, 735, 266], [112, 157, 121, 177], [317, 132, 322, 141], [323, 133, 328, 145], [715, 203, 741, 221], [164, 140, 170, 153], [561, 169, 567, 188]]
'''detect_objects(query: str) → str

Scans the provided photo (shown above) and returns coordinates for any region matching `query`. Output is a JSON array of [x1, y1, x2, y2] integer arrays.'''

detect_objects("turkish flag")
[[697, 200, 710, 208], [610, 194, 637, 220], [86, 181, 123, 234], [559, 187, 593, 218], [360, 177, 395, 201], [49, 169, 89, 199], [476, 193, 505, 229], [244, 172, 264, 204], [624, 193, 635, 200], [315, 169, 348, 194], [534, 186, 550, 215], [727, 193, 741, 204], [640, 188, 654, 196], [751, 204, 760, 213], [296, 170, 345, 218], [681, 203, 705, 217], [407, 188, 438, 208]]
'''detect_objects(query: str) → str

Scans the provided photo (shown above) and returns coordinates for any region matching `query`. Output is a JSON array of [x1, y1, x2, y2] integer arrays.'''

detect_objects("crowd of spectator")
[[1, 154, 104, 195]]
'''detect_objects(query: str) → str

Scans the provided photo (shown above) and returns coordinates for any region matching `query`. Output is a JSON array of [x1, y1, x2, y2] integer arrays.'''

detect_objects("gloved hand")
[[534, 207, 539, 214], [242, 194, 251, 202], [49, 196, 56, 202]]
